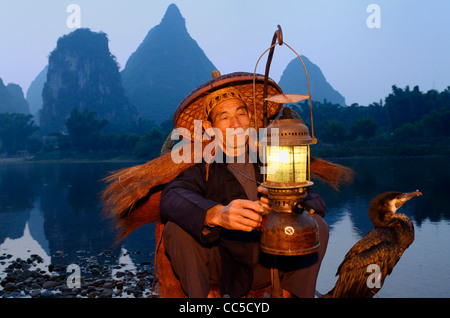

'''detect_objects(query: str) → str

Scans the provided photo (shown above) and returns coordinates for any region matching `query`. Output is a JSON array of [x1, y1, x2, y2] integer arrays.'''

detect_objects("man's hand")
[[257, 185, 327, 217], [257, 185, 270, 210], [205, 199, 263, 232]]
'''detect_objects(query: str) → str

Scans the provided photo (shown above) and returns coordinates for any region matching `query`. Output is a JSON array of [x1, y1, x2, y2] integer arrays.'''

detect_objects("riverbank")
[[311, 137, 450, 158], [2, 142, 450, 164], [0, 250, 157, 298]]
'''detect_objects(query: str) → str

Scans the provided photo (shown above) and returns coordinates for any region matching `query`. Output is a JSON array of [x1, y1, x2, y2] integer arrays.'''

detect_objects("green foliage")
[[65, 108, 108, 153], [27, 137, 43, 154], [388, 87, 450, 140], [98, 132, 140, 154], [292, 100, 386, 143], [320, 120, 347, 143], [291, 85, 450, 156], [31, 107, 169, 159], [394, 108, 450, 139], [134, 129, 166, 159], [420, 109, 450, 137], [350, 117, 378, 140], [0, 113, 38, 154], [386, 85, 450, 133]]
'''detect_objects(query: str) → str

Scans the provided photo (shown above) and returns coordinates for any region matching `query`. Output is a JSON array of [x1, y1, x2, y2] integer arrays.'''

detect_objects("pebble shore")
[[0, 250, 158, 298]]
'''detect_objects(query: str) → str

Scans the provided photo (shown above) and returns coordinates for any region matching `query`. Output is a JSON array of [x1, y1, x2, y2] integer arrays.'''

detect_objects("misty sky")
[[0, 0, 448, 106]]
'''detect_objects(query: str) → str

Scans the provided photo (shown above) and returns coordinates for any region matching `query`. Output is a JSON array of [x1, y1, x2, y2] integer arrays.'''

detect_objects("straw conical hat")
[[173, 71, 284, 141]]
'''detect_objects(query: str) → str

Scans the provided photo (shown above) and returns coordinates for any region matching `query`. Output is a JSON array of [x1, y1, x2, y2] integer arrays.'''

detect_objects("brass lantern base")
[[260, 185, 320, 256]]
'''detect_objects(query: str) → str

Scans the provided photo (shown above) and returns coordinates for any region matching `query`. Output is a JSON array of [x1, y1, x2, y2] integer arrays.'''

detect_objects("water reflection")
[[314, 156, 450, 297], [314, 156, 450, 231], [0, 162, 156, 271], [0, 157, 449, 297], [0, 201, 51, 267]]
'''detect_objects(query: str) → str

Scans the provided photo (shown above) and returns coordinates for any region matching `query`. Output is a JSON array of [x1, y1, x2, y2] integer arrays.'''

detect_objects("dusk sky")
[[0, 0, 448, 106]]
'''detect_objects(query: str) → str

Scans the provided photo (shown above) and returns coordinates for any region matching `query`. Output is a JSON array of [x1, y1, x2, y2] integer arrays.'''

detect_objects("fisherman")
[[159, 72, 329, 298]]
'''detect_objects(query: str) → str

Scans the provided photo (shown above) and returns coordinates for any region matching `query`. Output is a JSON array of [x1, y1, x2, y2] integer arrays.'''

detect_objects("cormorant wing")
[[337, 227, 397, 276], [329, 228, 401, 297]]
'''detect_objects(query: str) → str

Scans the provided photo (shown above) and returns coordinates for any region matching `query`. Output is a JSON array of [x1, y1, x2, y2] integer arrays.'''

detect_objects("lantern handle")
[[253, 25, 282, 129], [252, 26, 317, 143], [263, 25, 283, 128]]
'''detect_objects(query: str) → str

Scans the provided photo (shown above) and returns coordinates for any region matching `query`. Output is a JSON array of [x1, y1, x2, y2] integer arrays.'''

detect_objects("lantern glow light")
[[266, 145, 308, 184]]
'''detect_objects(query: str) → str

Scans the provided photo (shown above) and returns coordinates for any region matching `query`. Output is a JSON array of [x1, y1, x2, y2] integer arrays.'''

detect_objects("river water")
[[0, 156, 449, 298]]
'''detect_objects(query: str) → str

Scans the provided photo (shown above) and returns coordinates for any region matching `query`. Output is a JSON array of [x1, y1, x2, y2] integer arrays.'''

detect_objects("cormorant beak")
[[394, 190, 422, 209]]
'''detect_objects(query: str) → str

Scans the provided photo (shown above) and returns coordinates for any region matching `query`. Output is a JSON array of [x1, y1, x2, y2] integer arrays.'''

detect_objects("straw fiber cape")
[[101, 72, 354, 297]]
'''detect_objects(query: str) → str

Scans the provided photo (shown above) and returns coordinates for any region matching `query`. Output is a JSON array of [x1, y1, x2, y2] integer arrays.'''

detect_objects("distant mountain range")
[[121, 3, 216, 123], [4, 3, 346, 134], [279, 56, 346, 106], [26, 65, 47, 120], [0, 78, 29, 114]]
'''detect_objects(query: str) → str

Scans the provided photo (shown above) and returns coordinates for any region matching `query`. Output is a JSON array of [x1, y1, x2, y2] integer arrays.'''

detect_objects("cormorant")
[[324, 190, 422, 298]]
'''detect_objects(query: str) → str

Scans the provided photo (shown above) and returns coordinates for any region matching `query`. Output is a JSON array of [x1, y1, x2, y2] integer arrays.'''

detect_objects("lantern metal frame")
[[252, 25, 321, 257]]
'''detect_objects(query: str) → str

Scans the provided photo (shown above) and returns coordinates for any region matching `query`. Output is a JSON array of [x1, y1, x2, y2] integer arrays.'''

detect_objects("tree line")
[[293, 85, 450, 156], [0, 85, 449, 159], [0, 108, 170, 160]]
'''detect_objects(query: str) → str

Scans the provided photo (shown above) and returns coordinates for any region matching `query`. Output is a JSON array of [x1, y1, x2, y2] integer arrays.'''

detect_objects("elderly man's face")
[[203, 99, 251, 157]]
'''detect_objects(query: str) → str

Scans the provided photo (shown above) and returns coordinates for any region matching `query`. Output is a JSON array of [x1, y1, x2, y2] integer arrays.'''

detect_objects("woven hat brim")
[[173, 72, 284, 141]]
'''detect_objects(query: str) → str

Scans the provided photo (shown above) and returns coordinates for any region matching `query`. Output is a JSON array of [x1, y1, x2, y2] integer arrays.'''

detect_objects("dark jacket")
[[160, 161, 326, 297]]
